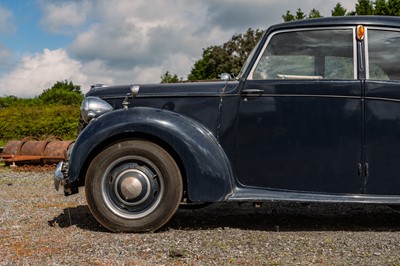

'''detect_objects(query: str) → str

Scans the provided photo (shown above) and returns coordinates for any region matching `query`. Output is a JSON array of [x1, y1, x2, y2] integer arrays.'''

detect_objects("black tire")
[[85, 140, 183, 232]]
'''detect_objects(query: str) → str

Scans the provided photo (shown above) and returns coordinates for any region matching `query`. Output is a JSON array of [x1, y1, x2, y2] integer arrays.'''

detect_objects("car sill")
[[227, 187, 400, 204]]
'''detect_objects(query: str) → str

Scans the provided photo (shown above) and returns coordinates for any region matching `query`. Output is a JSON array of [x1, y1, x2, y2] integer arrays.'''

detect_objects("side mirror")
[[219, 73, 232, 81]]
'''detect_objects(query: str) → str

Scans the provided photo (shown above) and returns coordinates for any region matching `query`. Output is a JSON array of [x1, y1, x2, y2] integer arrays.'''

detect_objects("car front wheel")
[[85, 140, 183, 232]]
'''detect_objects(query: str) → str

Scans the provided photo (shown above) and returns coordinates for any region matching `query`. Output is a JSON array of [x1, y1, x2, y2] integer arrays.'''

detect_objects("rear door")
[[364, 28, 400, 195], [235, 27, 363, 194]]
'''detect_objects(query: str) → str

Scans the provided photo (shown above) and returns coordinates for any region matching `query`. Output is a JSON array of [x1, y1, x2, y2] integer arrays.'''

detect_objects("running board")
[[226, 187, 400, 205]]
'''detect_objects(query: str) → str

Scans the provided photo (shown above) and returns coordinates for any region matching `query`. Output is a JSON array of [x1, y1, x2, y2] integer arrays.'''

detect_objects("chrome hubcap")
[[114, 169, 151, 206], [101, 159, 164, 219]]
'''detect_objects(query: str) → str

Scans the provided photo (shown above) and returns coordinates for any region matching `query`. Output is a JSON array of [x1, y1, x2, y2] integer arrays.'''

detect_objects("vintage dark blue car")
[[55, 16, 400, 232]]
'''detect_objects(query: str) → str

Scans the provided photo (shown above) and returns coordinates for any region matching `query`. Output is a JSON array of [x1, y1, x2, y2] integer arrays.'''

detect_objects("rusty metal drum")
[[0, 137, 74, 164]]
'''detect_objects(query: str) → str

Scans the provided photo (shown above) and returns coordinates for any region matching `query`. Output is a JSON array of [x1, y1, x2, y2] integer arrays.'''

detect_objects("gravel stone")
[[1, 167, 400, 265]]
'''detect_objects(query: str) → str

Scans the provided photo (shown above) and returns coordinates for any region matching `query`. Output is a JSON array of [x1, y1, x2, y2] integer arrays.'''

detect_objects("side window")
[[368, 29, 400, 80], [252, 29, 355, 80]]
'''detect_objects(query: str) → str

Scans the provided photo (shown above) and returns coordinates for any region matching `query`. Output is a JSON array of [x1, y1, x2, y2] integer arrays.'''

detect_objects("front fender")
[[67, 107, 234, 201]]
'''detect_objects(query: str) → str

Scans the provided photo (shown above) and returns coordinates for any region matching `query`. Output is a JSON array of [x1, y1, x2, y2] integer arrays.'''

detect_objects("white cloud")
[[0, 5, 15, 34], [38, 0, 91, 33], [69, 0, 233, 82], [0, 49, 87, 97]]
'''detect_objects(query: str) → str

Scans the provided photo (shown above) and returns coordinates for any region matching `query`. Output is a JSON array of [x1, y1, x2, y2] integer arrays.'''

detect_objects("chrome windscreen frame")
[[247, 26, 358, 81]]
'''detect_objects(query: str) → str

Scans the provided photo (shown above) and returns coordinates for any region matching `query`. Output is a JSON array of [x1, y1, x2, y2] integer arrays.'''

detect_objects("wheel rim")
[[101, 155, 164, 219]]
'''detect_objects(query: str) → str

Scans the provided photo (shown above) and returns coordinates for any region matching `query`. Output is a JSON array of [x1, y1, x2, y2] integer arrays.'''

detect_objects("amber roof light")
[[357, 25, 365, 41]]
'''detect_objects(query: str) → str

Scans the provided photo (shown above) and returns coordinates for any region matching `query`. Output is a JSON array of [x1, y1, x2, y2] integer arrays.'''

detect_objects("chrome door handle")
[[242, 89, 263, 96]]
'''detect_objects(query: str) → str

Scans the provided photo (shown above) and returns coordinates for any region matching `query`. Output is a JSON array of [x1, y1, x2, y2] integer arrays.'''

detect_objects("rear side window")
[[367, 29, 400, 80], [251, 29, 355, 80]]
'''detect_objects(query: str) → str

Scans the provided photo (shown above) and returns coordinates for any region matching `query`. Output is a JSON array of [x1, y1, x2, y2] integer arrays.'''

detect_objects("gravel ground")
[[1, 167, 400, 265]]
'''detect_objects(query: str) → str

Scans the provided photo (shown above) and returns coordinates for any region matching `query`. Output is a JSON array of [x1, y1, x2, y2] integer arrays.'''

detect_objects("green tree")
[[282, 10, 296, 22], [295, 8, 307, 20], [160, 71, 181, 83], [188, 28, 263, 81], [355, 0, 375, 15], [38, 80, 83, 105], [331, 3, 347, 16], [282, 8, 322, 21], [309, 8, 323, 18], [0, 96, 19, 108], [188, 49, 212, 80], [374, 0, 389, 14], [387, 0, 400, 15], [373, 0, 400, 15]]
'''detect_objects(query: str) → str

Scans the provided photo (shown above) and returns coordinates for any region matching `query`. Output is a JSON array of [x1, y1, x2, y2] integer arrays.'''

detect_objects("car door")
[[235, 27, 363, 194], [364, 27, 400, 195]]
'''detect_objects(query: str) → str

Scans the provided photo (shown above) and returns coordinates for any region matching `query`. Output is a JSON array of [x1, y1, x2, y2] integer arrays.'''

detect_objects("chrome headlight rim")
[[80, 96, 114, 123]]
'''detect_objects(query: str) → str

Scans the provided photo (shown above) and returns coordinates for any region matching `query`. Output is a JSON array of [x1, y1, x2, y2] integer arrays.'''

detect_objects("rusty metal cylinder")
[[1, 138, 74, 163], [2, 141, 20, 156]]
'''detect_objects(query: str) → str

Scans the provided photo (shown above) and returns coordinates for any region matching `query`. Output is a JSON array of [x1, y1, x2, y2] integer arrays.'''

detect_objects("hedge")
[[0, 104, 80, 142]]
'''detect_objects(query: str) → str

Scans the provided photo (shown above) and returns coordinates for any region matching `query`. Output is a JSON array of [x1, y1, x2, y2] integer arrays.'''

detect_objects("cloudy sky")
[[0, 0, 357, 97]]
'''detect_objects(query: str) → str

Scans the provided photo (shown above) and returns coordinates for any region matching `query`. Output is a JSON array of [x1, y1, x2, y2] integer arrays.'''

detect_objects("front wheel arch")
[[69, 107, 233, 202]]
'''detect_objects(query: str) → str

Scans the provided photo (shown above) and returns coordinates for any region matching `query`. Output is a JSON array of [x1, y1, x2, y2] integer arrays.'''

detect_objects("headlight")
[[80, 96, 114, 123]]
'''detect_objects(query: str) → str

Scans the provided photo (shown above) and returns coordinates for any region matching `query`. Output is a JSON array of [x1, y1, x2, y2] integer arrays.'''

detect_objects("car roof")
[[269, 16, 400, 32]]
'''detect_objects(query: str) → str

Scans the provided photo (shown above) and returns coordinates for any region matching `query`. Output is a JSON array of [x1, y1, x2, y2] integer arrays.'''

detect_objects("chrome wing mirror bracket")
[[123, 85, 140, 110]]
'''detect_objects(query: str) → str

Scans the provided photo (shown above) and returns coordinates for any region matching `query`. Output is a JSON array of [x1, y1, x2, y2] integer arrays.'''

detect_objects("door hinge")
[[358, 163, 369, 177]]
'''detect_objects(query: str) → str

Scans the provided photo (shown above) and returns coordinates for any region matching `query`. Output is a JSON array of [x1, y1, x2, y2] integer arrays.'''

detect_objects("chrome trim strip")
[[136, 93, 223, 98], [243, 94, 361, 100], [353, 28, 358, 79], [101, 95, 129, 100], [365, 27, 370, 80], [227, 187, 400, 204], [365, 96, 400, 103], [101, 92, 224, 99]]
